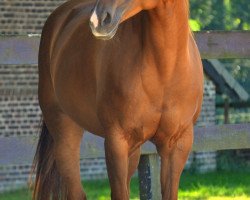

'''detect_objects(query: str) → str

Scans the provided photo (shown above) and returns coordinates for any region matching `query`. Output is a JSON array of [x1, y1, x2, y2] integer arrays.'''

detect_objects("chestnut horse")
[[33, 0, 203, 199]]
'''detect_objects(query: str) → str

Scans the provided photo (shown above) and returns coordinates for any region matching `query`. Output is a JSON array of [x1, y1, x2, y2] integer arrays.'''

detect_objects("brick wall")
[[0, 164, 32, 193], [0, 159, 108, 193], [196, 78, 216, 126], [0, 64, 40, 137], [0, 0, 65, 35], [186, 78, 217, 173], [0, 95, 40, 137], [0, 65, 38, 94], [0, 0, 217, 193]]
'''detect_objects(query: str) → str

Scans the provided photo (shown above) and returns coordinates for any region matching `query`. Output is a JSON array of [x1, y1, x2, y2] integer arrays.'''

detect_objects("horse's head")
[[90, 0, 159, 40]]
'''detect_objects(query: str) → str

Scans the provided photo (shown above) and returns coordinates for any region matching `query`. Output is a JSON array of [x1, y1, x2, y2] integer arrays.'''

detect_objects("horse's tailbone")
[[31, 121, 68, 200]]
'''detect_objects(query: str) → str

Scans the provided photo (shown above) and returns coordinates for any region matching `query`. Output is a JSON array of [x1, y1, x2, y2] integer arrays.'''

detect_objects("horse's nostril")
[[101, 12, 112, 26]]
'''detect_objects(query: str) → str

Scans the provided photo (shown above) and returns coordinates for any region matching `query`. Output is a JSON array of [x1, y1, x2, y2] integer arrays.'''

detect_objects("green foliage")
[[189, 19, 201, 31], [225, 62, 250, 93], [190, 0, 250, 30], [190, 1, 250, 106], [217, 150, 249, 172], [230, 0, 250, 30]]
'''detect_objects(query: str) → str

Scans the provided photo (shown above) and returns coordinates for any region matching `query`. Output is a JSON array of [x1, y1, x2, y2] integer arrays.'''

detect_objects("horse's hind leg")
[[156, 125, 193, 200], [34, 110, 86, 200], [49, 114, 86, 200], [54, 120, 86, 200]]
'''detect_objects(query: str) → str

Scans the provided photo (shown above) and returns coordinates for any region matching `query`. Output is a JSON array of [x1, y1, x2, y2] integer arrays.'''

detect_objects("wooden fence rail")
[[1, 31, 250, 65], [1, 124, 250, 165], [0, 31, 250, 199]]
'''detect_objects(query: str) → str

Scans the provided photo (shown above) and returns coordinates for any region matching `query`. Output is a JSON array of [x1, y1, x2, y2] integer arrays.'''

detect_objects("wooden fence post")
[[138, 154, 161, 200]]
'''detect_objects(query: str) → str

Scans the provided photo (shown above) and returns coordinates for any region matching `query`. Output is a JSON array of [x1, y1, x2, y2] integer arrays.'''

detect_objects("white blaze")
[[90, 10, 99, 28]]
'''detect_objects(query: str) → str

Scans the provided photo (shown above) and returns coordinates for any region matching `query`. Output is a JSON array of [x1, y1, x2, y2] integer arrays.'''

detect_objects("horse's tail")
[[32, 121, 67, 200]]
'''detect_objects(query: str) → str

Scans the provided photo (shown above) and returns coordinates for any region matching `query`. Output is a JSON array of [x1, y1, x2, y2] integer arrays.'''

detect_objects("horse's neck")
[[142, 0, 190, 79], [145, 0, 190, 49]]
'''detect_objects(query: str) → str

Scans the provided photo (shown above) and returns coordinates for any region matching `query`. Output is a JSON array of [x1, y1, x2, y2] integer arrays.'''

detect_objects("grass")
[[0, 171, 250, 200], [178, 171, 250, 200]]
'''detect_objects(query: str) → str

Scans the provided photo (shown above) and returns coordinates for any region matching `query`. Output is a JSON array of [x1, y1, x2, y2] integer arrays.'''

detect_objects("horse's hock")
[[0, 0, 250, 198]]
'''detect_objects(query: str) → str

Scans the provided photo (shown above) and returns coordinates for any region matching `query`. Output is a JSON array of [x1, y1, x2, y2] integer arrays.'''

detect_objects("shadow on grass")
[[83, 178, 139, 200]]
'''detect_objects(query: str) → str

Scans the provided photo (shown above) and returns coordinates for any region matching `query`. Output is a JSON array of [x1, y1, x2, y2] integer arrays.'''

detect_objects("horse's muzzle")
[[90, 20, 118, 40], [89, 3, 122, 40]]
